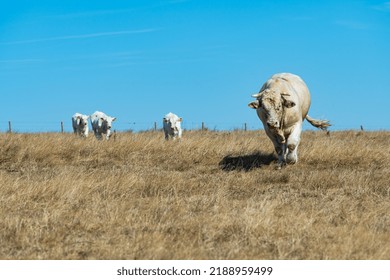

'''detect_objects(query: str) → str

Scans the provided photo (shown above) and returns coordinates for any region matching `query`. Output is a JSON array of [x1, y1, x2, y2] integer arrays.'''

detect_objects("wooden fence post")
[[8, 121, 12, 133], [244, 123, 247, 131], [61, 121, 64, 133], [202, 122, 205, 131], [154, 122, 157, 131]]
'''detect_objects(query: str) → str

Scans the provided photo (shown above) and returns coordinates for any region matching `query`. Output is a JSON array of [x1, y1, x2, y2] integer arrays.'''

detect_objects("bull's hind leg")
[[286, 143, 298, 164], [286, 123, 302, 164]]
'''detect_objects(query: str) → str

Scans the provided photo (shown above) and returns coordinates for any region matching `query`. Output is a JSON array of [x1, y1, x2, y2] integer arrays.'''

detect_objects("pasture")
[[0, 130, 389, 259]]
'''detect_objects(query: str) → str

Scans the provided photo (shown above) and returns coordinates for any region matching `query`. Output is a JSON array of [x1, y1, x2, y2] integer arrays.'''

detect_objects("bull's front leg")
[[273, 141, 287, 169], [266, 129, 286, 169]]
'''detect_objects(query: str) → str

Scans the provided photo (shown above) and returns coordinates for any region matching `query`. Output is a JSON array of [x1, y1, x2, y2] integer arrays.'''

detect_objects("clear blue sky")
[[1, 0, 389, 132]]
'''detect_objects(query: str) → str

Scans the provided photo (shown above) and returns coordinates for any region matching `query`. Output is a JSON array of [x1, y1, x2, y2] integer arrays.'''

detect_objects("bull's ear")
[[112, 117, 116, 122], [178, 117, 182, 122], [248, 100, 260, 109]]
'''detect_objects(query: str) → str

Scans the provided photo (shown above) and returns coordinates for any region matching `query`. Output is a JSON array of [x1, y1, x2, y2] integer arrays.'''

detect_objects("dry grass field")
[[0, 130, 389, 259]]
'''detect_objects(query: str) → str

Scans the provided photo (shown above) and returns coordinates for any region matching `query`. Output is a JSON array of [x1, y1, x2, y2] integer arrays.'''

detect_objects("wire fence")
[[0, 120, 258, 133], [0, 120, 388, 133]]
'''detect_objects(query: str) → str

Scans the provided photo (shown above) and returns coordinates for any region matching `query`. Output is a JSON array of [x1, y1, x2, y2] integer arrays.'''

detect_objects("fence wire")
[[0, 120, 388, 133]]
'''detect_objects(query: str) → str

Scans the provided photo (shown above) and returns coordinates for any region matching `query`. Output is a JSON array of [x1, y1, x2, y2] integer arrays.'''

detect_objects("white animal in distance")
[[90, 111, 117, 140], [163, 112, 183, 140], [72, 113, 89, 137]]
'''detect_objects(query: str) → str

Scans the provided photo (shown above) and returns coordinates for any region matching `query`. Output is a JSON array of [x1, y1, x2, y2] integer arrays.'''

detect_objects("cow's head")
[[99, 116, 116, 139], [77, 115, 89, 131], [164, 115, 182, 134], [248, 89, 295, 130]]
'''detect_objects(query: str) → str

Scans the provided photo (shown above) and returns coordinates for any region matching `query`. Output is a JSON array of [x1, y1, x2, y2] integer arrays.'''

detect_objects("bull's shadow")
[[219, 151, 276, 172]]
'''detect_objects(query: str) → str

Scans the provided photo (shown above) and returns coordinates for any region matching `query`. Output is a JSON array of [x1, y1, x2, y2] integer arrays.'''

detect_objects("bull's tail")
[[305, 115, 331, 130]]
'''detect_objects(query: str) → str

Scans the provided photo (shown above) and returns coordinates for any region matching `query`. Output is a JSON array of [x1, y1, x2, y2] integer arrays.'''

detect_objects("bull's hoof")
[[286, 154, 297, 164], [275, 162, 287, 170], [286, 159, 297, 165]]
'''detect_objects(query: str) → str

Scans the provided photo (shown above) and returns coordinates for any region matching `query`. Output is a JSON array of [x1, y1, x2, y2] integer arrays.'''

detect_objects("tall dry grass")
[[0, 130, 389, 259]]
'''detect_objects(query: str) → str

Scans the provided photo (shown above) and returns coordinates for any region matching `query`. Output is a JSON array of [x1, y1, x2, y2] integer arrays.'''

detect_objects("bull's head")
[[248, 89, 295, 130]]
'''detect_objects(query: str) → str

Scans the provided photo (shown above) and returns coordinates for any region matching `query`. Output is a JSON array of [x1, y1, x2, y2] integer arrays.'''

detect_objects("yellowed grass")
[[0, 130, 389, 259]]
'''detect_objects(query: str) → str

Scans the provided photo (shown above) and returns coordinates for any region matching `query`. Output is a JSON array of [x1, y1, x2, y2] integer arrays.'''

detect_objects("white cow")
[[72, 113, 89, 137], [90, 111, 116, 140], [248, 73, 330, 168], [163, 112, 183, 140]]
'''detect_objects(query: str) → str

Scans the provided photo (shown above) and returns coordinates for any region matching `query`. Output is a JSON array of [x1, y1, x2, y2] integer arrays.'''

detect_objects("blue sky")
[[1, 0, 389, 132]]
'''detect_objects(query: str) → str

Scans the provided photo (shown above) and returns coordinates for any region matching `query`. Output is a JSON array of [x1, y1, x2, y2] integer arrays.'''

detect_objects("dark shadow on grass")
[[219, 152, 276, 172]]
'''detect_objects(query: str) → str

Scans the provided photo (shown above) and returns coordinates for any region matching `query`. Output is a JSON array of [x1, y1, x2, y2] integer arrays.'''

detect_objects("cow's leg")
[[178, 129, 182, 141], [105, 129, 112, 140], [266, 129, 286, 169], [273, 141, 286, 169], [286, 123, 302, 164], [94, 130, 102, 140]]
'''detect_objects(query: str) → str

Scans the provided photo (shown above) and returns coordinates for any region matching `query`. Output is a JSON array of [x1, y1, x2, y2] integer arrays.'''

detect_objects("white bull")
[[72, 113, 89, 137], [90, 111, 116, 140], [248, 73, 330, 168], [163, 112, 183, 140]]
